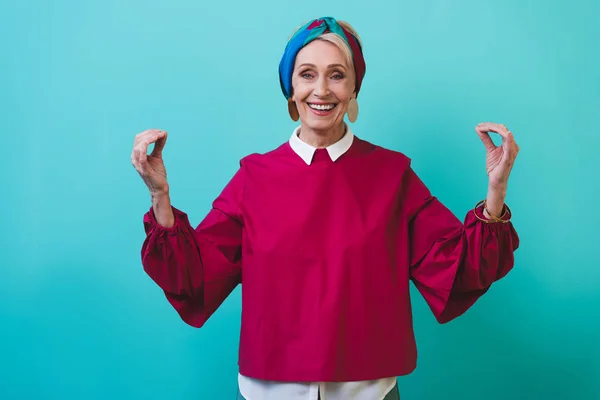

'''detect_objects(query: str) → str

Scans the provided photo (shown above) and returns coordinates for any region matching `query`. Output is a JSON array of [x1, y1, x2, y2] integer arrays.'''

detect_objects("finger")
[[150, 131, 167, 157], [131, 151, 143, 174], [134, 129, 154, 145], [138, 131, 165, 155], [475, 126, 496, 152], [479, 123, 517, 158], [134, 129, 162, 146], [509, 139, 520, 160], [477, 122, 513, 140], [500, 135, 519, 164], [134, 142, 151, 170], [136, 132, 162, 156]]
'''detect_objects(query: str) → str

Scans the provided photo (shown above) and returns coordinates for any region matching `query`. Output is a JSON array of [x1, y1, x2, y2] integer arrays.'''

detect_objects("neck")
[[298, 123, 346, 148]]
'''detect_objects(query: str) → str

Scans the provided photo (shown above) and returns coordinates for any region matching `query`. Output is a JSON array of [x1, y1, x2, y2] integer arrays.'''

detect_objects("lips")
[[308, 102, 337, 111], [307, 102, 338, 118]]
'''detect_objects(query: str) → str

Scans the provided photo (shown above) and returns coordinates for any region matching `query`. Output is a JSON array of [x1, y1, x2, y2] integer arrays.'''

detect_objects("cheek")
[[293, 90, 308, 104], [335, 92, 353, 109], [335, 81, 355, 101], [291, 78, 310, 100]]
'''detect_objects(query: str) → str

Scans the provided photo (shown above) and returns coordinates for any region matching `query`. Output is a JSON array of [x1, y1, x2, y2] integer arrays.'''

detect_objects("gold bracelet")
[[473, 200, 512, 223], [484, 200, 508, 221], [484, 200, 511, 223]]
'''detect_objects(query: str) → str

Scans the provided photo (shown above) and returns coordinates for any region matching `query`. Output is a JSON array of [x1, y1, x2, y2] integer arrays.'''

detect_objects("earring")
[[347, 97, 359, 123], [288, 98, 299, 122]]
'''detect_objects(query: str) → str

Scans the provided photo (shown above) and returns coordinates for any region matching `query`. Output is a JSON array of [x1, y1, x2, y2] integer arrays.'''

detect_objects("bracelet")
[[473, 200, 512, 223], [485, 201, 508, 221]]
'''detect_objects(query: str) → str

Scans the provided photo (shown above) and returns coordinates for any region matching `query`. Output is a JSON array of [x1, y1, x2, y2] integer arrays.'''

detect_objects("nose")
[[313, 76, 330, 97]]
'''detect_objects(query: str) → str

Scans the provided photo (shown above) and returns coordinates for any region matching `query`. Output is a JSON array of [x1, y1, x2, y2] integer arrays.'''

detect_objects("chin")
[[300, 114, 343, 132], [304, 119, 334, 130]]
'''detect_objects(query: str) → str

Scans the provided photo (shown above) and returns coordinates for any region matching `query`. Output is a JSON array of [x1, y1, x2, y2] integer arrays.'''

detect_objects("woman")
[[131, 17, 520, 400]]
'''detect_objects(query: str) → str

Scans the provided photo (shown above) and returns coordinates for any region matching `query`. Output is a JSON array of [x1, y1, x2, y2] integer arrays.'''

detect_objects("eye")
[[331, 72, 345, 80], [300, 70, 314, 79]]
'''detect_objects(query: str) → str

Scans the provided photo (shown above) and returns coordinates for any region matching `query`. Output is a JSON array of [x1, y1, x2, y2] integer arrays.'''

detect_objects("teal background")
[[1, 0, 599, 399]]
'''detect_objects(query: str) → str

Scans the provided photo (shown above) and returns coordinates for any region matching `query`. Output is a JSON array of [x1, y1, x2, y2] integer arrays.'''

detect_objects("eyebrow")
[[297, 63, 347, 70]]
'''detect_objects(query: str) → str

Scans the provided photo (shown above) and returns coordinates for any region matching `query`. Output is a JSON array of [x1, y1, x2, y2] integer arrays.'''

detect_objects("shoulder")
[[353, 136, 413, 170], [237, 141, 293, 170]]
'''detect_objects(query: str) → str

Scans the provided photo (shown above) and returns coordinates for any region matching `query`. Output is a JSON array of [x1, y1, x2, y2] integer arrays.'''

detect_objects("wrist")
[[150, 186, 170, 200], [485, 183, 507, 217], [150, 189, 175, 228], [488, 181, 507, 195]]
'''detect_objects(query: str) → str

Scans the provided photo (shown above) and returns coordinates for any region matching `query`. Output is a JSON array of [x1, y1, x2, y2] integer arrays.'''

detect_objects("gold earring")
[[288, 98, 299, 121], [347, 97, 359, 123]]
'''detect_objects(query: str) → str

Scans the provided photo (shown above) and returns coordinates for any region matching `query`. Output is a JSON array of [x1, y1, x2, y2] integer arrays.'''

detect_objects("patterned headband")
[[278, 17, 366, 100]]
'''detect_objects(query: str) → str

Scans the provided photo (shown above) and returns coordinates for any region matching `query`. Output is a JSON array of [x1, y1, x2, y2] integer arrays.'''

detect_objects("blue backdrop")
[[2, 0, 599, 399]]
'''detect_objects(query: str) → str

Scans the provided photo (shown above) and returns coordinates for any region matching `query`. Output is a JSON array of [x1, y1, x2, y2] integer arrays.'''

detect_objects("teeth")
[[309, 103, 335, 111]]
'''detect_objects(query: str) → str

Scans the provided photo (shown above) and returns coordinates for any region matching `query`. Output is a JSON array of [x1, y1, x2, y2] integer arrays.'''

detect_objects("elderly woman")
[[131, 17, 520, 400]]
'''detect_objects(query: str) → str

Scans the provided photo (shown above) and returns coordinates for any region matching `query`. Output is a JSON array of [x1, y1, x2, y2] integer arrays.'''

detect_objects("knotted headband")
[[278, 17, 366, 100]]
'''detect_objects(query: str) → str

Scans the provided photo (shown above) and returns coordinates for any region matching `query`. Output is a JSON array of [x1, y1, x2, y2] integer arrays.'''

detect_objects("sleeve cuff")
[[144, 205, 190, 235]]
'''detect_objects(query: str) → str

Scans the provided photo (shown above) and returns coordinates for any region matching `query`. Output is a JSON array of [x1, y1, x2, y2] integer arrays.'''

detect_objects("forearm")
[[151, 189, 175, 228], [484, 184, 507, 218]]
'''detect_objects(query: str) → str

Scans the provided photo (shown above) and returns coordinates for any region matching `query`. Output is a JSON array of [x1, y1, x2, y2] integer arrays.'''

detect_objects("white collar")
[[288, 125, 355, 165]]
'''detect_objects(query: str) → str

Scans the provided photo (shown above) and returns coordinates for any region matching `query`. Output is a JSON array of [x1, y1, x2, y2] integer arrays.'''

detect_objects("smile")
[[308, 103, 337, 111]]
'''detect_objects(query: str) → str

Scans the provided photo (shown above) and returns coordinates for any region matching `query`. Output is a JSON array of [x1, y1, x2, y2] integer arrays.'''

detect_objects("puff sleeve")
[[404, 165, 519, 323], [140, 165, 245, 328]]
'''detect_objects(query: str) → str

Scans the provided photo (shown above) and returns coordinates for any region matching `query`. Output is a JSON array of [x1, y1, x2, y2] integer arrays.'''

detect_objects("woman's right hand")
[[131, 129, 170, 196]]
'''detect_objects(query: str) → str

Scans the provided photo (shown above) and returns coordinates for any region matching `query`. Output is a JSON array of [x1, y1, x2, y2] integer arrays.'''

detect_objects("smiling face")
[[291, 39, 356, 135]]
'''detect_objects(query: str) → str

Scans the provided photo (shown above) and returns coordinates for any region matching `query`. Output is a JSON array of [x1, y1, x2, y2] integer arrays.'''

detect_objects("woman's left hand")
[[475, 122, 520, 191]]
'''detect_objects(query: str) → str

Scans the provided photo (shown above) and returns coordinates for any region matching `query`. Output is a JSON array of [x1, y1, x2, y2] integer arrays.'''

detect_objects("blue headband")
[[278, 17, 366, 100]]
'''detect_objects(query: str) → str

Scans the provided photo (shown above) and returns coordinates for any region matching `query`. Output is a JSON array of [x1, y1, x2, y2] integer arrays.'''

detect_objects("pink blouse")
[[140, 132, 519, 383]]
